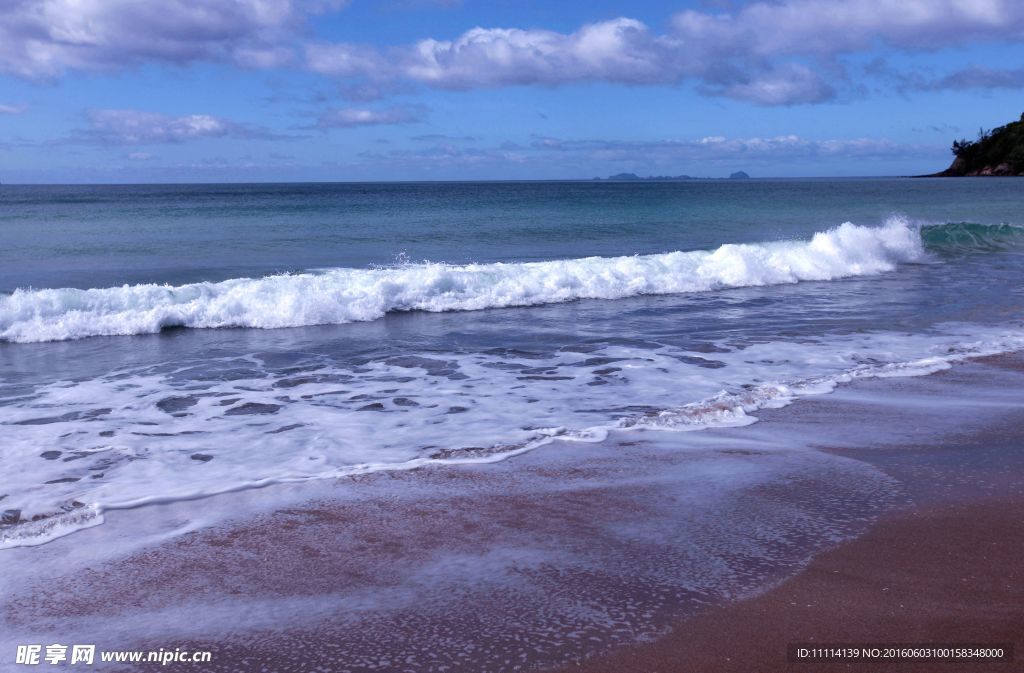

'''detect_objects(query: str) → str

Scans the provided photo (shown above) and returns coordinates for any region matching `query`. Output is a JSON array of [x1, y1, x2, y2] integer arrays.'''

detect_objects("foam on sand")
[[2, 325, 1022, 549]]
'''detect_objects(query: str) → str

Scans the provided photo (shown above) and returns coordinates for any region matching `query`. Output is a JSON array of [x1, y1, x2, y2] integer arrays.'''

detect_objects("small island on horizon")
[[925, 112, 1024, 177]]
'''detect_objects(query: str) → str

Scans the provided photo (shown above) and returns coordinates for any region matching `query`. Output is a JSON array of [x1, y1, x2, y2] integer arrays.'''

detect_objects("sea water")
[[2, 178, 1023, 547]]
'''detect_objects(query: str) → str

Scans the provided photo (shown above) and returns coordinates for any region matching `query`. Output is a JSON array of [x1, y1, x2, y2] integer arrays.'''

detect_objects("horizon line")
[[0, 175, 949, 187]]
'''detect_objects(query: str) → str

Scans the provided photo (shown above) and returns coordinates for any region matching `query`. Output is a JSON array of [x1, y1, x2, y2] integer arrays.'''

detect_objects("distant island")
[[927, 112, 1024, 176], [594, 171, 751, 181]]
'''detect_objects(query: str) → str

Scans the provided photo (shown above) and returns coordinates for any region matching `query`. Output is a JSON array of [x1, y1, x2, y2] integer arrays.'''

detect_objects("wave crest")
[[1, 217, 925, 343]]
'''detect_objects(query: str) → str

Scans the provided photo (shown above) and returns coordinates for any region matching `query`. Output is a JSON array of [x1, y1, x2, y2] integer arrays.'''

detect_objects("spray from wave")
[[0, 216, 933, 344]]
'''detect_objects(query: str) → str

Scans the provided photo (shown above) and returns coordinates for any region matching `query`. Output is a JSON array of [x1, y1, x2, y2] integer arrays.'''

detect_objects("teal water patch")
[[921, 222, 1024, 252]]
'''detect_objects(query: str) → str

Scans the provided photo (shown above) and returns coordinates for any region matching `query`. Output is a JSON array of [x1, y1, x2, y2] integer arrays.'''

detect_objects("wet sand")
[[561, 497, 1024, 673], [2, 354, 1023, 672], [563, 353, 1024, 673]]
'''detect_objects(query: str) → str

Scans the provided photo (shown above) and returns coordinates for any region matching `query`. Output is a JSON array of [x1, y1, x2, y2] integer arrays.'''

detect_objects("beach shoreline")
[[2, 352, 1023, 672], [560, 354, 1024, 673]]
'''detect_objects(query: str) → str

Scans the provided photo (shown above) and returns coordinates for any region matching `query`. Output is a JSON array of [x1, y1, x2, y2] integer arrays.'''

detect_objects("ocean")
[[2, 178, 1023, 548]]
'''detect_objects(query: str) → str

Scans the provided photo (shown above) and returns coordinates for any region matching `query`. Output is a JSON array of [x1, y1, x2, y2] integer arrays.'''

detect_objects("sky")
[[1, 0, 1023, 183]]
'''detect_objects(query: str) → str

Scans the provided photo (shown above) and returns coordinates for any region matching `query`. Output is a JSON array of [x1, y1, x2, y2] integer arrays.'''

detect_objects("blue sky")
[[1, 0, 1023, 182]]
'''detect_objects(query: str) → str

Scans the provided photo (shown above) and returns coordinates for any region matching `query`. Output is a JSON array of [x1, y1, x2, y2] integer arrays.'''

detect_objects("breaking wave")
[[0, 216, 953, 344]]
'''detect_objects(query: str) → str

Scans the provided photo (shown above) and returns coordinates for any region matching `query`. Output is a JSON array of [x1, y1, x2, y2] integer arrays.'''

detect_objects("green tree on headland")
[[936, 113, 1024, 176]]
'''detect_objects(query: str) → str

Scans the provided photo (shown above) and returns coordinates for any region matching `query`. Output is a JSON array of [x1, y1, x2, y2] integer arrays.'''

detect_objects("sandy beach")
[[562, 497, 1024, 673]]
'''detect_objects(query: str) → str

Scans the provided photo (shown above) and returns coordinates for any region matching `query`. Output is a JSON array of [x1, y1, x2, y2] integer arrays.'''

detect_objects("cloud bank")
[[305, 17, 835, 105], [305, 0, 1024, 104], [1, 0, 1021, 105], [354, 133, 939, 174], [0, 0, 345, 78]]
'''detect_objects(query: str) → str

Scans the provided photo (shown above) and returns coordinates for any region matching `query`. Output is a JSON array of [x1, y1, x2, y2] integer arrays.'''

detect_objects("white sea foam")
[[0, 217, 926, 343], [2, 324, 1022, 549]]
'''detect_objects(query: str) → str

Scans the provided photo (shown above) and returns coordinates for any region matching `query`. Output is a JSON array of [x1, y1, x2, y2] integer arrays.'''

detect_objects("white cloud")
[[0, 103, 27, 114], [75, 109, 280, 144], [306, 43, 390, 78], [1, 0, 1022, 106], [315, 105, 426, 128], [307, 18, 695, 88], [86, 110, 230, 144], [0, 0, 345, 78], [401, 19, 681, 88], [671, 0, 1024, 58], [698, 63, 835, 106]]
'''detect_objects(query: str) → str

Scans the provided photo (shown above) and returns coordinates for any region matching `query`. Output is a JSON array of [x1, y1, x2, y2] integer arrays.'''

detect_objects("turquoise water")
[[1, 178, 1022, 546]]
